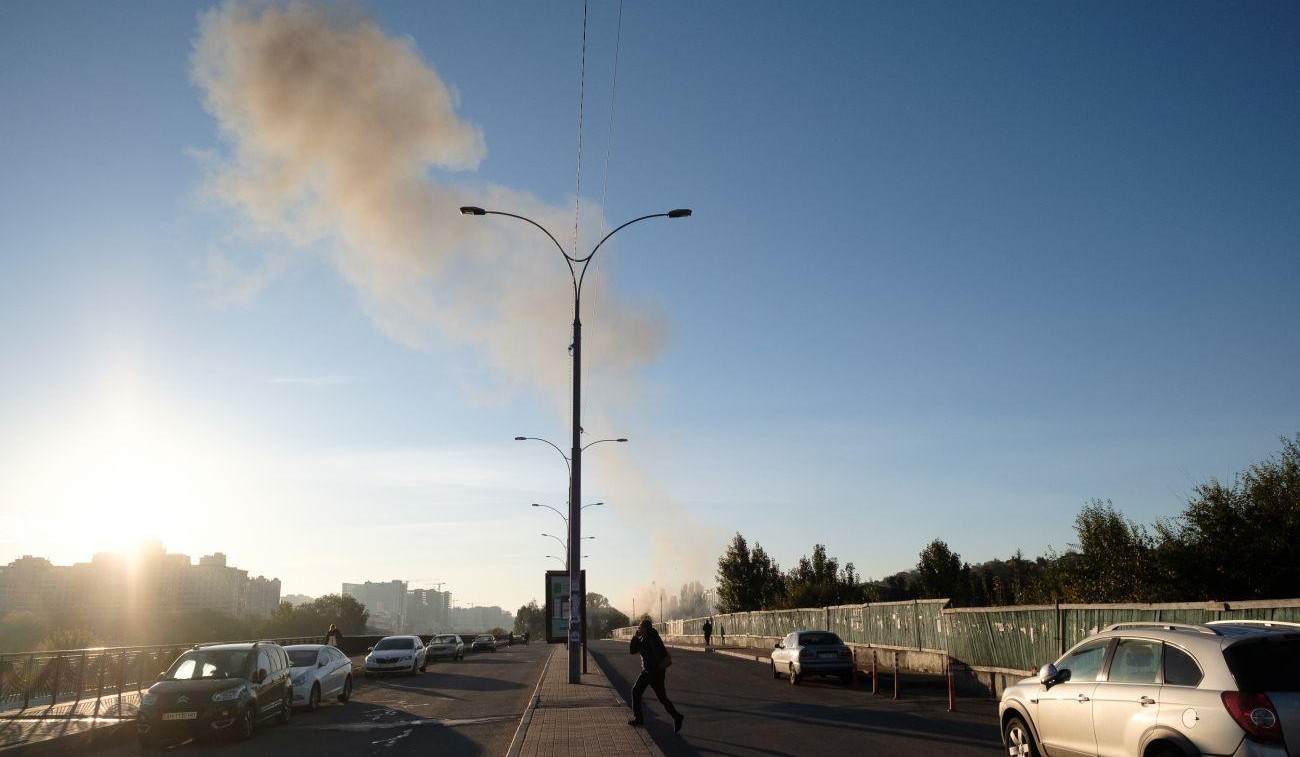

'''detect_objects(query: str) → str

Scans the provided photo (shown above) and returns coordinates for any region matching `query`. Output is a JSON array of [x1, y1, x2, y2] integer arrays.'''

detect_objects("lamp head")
[[666, 208, 692, 218], [460, 206, 486, 216], [616, 438, 628, 442], [514, 436, 526, 441]]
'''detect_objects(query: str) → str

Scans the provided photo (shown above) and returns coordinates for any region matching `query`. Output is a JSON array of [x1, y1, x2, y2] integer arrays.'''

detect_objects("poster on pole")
[[544, 570, 586, 644]]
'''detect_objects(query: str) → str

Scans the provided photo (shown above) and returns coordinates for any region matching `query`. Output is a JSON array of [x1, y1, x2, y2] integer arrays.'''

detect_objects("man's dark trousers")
[[704, 630, 712, 646], [631, 668, 680, 721]]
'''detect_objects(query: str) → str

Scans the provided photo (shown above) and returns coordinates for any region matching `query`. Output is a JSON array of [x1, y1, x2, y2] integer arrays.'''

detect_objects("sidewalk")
[[509, 647, 663, 757]]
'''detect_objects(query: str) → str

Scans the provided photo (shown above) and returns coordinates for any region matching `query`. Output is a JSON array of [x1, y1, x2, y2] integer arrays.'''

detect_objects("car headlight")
[[141, 693, 157, 706], [292, 673, 307, 686], [211, 687, 243, 702]]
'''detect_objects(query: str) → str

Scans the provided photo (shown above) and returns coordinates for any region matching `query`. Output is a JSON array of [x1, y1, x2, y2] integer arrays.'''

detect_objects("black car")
[[137, 641, 293, 746]]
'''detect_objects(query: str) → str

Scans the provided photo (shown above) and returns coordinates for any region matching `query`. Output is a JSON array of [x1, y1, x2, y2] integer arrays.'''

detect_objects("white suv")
[[999, 620, 1300, 757]]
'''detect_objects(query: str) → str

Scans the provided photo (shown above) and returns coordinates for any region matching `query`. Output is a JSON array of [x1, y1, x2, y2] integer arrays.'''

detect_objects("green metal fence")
[[612, 598, 1300, 673]]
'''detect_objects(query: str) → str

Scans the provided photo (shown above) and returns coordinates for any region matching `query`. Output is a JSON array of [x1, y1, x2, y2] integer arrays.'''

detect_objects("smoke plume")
[[191, 1, 718, 605]]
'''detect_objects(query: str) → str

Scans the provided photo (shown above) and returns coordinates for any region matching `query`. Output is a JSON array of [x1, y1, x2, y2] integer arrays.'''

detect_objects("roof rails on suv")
[[1205, 620, 1300, 630], [1103, 622, 1222, 635]]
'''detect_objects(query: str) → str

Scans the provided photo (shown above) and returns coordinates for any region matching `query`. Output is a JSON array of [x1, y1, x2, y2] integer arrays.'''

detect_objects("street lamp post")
[[471, 205, 690, 683]]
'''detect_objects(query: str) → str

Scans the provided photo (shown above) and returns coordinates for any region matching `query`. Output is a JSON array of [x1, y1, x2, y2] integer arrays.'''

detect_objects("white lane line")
[[290, 714, 518, 732]]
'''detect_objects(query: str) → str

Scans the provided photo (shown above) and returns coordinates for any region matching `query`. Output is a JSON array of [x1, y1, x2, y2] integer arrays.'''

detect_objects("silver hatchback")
[[999, 620, 1300, 757]]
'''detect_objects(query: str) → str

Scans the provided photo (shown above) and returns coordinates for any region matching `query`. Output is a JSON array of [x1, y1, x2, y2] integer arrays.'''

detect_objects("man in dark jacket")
[[324, 623, 344, 647], [628, 619, 684, 731], [702, 618, 713, 648]]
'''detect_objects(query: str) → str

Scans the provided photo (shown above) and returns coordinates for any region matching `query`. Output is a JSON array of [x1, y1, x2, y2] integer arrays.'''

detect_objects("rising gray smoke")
[[191, 0, 717, 599]]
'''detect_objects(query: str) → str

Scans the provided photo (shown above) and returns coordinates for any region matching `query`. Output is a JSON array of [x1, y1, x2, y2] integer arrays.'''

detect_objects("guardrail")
[[0, 636, 320, 717]]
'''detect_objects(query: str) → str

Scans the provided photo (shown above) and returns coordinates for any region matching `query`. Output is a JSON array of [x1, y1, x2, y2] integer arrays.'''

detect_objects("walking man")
[[628, 619, 684, 732], [719, 623, 726, 645], [324, 622, 344, 648], [702, 617, 713, 648]]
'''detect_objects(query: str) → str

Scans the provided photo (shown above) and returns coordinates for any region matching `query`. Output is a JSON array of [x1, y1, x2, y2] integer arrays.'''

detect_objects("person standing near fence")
[[719, 623, 725, 645], [702, 617, 713, 648], [324, 623, 343, 647], [628, 619, 684, 732]]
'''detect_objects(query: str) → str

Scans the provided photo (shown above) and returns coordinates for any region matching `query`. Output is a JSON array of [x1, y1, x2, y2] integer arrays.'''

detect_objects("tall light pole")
[[531, 501, 606, 526], [470, 205, 691, 683]]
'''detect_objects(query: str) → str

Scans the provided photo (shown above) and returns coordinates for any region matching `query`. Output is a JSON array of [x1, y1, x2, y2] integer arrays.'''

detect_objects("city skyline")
[[1, 1, 1297, 617]]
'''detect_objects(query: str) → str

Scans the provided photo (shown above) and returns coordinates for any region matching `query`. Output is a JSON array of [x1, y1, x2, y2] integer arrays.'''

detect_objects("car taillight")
[[799, 649, 812, 659], [1222, 692, 1283, 742], [838, 649, 852, 660]]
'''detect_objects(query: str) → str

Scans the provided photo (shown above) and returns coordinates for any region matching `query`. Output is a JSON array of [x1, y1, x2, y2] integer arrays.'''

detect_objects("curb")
[[503, 646, 553, 757], [663, 643, 770, 665], [0, 720, 135, 757]]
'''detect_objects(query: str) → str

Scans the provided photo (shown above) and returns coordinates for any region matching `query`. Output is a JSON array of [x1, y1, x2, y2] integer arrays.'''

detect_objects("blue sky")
[[1, 1, 1297, 616]]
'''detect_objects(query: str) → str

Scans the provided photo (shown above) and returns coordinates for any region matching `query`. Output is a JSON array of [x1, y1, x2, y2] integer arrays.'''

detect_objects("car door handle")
[[1139, 696, 1156, 706], [1076, 694, 1090, 702]]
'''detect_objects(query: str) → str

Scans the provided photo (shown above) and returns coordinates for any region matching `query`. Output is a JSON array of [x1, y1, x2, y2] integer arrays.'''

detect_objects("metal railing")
[[0, 636, 320, 717]]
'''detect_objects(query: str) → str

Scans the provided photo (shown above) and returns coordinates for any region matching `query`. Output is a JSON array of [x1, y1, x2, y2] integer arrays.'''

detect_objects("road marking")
[[289, 714, 518, 733], [372, 727, 412, 747]]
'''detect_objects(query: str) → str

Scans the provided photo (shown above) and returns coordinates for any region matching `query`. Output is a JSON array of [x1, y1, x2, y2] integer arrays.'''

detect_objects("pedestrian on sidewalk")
[[719, 623, 725, 645], [324, 622, 344, 648], [628, 619, 684, 732], [702, 617, 713, 648]]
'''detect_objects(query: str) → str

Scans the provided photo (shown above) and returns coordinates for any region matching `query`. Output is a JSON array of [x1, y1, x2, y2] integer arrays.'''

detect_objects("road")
[[86, 643, 549, 757], [590, 640, 1004, 757]]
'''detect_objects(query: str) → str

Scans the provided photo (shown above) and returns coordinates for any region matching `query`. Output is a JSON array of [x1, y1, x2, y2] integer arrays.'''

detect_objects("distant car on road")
[[137, 641, 292, 747], [364, 635, 427, 676], [999, 620, 1300, 757], [769, 630, 854, 685], [426, 634, 465, 661], [495, 634, 511, 650], [284, 644, 353, 710], [471, 634, 498, 653]]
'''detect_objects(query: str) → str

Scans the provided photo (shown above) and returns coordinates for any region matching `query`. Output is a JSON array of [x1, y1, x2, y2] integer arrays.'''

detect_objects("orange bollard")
[[871, 650, 878, 695], [947, 655, 956, 712], [892, 651, 900, 699]]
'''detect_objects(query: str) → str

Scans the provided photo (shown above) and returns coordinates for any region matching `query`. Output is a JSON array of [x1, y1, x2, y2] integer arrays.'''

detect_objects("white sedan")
[[363, 635, 428, 676], [285, 644, 354, 710]]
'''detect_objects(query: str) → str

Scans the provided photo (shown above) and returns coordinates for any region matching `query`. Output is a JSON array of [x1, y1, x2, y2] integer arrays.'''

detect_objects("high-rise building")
[[342, 580, 408, 632], [0, 544, 281, 621], [405, 589, 452, 632]]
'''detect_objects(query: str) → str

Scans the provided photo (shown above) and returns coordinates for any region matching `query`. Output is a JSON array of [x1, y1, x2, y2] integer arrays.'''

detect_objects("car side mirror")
[[318, 660, 327, 668], [366, 647, 374, 653], [774, 642, 783, 649], [255, 668, 268, 683], [157, 671, 167, 681], [1037, 663, 1059, 686]]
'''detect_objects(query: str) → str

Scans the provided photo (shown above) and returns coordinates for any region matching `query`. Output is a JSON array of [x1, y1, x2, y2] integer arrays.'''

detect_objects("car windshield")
[[374, 638, 416, 651], [475, 635, 493, 641], [287, 649, 320, 667], [166, 649, 250, 681], [1225, 638, 1300, 692], [798, 632, 843, 646], [434, 636, 458, 644]]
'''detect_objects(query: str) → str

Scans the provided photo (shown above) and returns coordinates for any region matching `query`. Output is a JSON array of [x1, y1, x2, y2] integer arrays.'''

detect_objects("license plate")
[[817, 651, 836, 659], [162, 711, 198, 721]]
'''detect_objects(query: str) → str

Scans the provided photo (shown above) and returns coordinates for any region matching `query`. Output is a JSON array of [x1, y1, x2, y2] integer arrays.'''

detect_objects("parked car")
[[363, 635, 427, 676], [284, 644, 353, 710], [770, 630, 854, 685], [426, 634, 465, 661], [137, 641, 292, 746], [471, 634, 497, 652], [999, 620, 1300, 757]]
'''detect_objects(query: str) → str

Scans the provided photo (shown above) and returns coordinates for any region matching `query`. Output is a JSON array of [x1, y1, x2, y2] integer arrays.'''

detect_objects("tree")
[[514, 600, 545, 639], [1156, 435, 1300, 600], [916, 539, 965, 601], [717, 533, 781, 612], [585, 593, 630, 640], [0, 612, 49, 652], [1070, 499, 1156, 602], [40, 628, 99, 651], [783, 544, 866, 608], [309, 594, 369, 635]]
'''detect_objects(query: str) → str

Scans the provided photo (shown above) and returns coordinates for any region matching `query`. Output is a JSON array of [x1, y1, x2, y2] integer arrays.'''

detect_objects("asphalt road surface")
[[591, 640, 1004, 757], [87, 643, 549, 757]]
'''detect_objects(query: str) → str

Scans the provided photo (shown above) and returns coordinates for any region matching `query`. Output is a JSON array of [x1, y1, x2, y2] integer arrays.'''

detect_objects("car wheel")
[[771, 662, 780, 679], [278, 692, 292, 724], [1003, 715, 1039, 757], [307, 683, 320, 712], [236, 706, 256, 741], [789, 666, 800, 686], [410, 660, 419, 676], [420, 658, 427, 672], [338, 675, 352, 702], [840, 672, 853, 686]]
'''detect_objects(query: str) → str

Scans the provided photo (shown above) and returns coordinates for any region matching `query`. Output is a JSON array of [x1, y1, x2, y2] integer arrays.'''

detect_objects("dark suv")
[[137, 641, 293, 746]]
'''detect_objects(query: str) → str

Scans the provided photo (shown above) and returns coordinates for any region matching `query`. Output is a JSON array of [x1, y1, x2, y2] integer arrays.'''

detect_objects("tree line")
[[716, 434, 1300, 611], [0, 594, 370, 653]]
